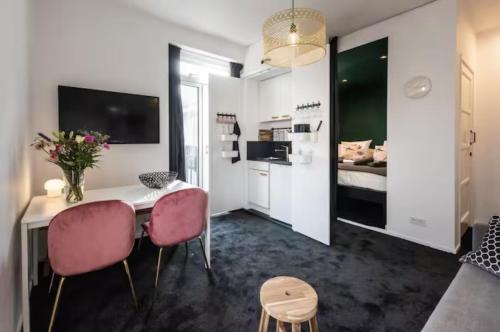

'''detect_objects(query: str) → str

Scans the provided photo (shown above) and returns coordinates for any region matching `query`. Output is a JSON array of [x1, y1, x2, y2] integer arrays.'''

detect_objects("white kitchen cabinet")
[[270, 164, 292, 224], [258, 73, 292, 122], [248, 168, 270, 209]]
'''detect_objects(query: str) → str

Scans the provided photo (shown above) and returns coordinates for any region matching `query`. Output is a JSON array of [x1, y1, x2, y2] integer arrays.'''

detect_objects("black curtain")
[[168, 44, 186, 181], [230, 62, 243, 78], [330, 37, 339, 244], [229, 62, 243, 163]]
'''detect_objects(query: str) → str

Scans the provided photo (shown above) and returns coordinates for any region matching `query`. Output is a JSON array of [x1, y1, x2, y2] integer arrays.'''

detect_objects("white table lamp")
[[44, 179, 65, 198]]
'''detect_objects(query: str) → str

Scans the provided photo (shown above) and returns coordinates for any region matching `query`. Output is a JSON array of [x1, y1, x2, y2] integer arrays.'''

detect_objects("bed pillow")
[[343, 145, 371, 161], [342, 140, 372, 151], [460, 216, 500, 278], [374, 145, 387, 162]]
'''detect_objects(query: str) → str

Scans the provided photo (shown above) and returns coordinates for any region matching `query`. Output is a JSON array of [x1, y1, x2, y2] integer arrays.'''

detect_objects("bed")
[[337, 163, 386, 191], [337, 162, 387, 228]]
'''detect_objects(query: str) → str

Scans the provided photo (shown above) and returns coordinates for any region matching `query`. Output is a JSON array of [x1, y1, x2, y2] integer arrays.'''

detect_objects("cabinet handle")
[[280, 115, 290, 118], [271, 116, 279, 119], [259, 172, 268, 176]]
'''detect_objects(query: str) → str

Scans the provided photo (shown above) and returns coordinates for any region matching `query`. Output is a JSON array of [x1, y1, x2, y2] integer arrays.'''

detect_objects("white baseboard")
[[337, 218, 457, 253]]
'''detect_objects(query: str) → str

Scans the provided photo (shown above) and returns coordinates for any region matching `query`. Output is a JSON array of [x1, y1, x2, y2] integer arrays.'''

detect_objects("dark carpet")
[[31, 210, 460, 332]]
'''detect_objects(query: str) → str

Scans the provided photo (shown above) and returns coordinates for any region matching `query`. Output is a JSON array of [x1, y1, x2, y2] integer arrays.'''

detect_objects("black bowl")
[[138, 171, 178, 189]]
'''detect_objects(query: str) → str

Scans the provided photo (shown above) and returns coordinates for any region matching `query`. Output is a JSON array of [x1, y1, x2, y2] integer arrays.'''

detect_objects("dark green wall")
[[338, 38, 388, 147]]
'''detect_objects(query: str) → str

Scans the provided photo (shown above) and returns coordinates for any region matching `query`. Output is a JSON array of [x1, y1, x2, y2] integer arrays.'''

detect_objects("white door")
[[248, 169, 270, 208], [208, 74, 244, 215], [270, 164, 291, 223], [459, 58, 475, 236]]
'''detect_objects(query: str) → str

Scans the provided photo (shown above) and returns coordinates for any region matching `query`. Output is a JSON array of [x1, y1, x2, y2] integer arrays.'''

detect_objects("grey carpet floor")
[[31, 210, 460, 331]]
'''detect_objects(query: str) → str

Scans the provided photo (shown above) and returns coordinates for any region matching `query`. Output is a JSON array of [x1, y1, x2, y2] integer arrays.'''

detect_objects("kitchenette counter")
[[249, 157, 292, 166]]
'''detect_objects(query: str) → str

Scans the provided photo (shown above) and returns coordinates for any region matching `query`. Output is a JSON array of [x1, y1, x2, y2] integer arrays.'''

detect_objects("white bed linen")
[[338, 169, 386, 192]]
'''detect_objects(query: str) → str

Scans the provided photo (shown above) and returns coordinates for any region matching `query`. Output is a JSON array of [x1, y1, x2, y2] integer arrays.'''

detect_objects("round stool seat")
[[260, 276, 318, 324]]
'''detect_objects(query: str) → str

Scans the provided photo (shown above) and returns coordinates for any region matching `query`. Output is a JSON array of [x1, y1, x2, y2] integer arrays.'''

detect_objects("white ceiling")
[[462, 0, 500, 33], [118, 0, 436, 46]]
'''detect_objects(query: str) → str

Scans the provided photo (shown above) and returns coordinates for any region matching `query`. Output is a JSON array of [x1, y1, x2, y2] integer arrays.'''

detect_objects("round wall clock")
[[404, 76, 432, 99]]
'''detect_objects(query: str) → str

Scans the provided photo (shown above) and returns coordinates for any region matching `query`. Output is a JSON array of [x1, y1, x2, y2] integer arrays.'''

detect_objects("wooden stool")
[[258, 276, 319, 332]]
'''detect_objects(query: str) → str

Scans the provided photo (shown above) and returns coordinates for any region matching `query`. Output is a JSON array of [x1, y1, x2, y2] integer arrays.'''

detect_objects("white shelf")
[[288, 132, 318, 143], [220, 134, 238, 142], [289, 154, 312, 164], [221, 151, 239, 158]]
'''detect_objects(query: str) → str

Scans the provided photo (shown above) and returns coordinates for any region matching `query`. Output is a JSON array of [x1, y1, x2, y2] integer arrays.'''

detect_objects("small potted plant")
[[32, 130, 110, 203]]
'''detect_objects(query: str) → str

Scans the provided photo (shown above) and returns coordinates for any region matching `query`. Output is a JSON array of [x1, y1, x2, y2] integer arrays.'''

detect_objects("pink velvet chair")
[[139, 188, 209, 288], [47, 200, 138, 332]]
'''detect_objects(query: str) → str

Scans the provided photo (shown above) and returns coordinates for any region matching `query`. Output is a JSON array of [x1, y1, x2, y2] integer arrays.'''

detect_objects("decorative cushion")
[[342, 140, 372, 151], [460, 216, 500, 277], [374, 145, 387, 162]]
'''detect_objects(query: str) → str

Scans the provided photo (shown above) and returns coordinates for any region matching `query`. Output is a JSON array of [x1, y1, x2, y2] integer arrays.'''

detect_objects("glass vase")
[[63, 169, 85, 203]]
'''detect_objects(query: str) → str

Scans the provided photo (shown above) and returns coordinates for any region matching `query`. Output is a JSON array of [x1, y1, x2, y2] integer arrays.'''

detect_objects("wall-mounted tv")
[[58, 86, 160, 144]]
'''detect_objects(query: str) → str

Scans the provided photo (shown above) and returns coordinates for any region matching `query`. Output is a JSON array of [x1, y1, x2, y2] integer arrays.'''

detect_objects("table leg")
[[32, 228, 39, 286], [21, 223, 31, 332]]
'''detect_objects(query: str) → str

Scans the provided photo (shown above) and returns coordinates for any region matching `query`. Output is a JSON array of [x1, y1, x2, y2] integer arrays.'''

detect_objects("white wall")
[[0, 0, 32, 330], [474, 27, 500, 223], [291, 47, 331, 245], [31, 0, 245, 194], [209, 75, 245, 214], [338, 0, 458, 252]]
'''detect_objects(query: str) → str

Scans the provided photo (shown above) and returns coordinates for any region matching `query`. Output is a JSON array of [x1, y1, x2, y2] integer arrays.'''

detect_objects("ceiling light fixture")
[[262, 0, 326, 67]]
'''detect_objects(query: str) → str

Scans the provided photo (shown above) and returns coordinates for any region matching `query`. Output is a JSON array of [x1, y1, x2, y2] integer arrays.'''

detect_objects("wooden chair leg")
[[309, 316, 319, 332], [276, 320, 286, 332], [292, 323, 301, 332], [155, 247, 164, 288], [48, 277, 65, 332], [258, 309, 270, 332]]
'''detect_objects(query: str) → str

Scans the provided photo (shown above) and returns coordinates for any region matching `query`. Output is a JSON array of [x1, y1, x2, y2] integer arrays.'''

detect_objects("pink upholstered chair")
[[47, 200, 138, 332], [139, 188, 209, 288]]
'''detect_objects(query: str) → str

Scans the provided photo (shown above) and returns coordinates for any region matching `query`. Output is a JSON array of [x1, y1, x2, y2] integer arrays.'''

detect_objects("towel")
[[232, 121, 241, 163]]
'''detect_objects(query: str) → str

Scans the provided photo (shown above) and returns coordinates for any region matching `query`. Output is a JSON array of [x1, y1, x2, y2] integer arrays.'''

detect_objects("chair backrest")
[[149, 188, 208, 247], [48, 200, 136, 276]]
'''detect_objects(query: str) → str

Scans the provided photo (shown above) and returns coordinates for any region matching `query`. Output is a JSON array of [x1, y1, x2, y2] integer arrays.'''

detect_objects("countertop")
[[248, 158, 292, 166]]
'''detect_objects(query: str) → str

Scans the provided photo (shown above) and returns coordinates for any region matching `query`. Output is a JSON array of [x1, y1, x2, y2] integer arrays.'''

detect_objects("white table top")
[[21, 181, 196, 229]]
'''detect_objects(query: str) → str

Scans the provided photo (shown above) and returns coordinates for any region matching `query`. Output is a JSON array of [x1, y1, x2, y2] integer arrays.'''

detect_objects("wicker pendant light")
[[262, 0, 326, 67]]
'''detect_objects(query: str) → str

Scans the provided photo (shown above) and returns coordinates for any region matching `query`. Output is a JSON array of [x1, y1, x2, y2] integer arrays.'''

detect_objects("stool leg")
[[276, 320, 286, 332], [309, 316, 319, 332], [258, 309, 270, 332], [292, 323, 301, 332]]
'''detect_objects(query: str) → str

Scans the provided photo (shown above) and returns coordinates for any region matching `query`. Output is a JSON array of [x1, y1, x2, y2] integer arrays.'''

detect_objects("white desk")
[[20, 181, 209, 332]]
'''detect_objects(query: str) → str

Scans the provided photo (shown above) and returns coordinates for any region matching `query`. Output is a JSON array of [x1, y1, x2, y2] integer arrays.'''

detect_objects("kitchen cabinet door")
[[248, 168, 270, 209], [258, 76, 281, 122], [270, 164, 292, 223], [279, 73, 292, 120]]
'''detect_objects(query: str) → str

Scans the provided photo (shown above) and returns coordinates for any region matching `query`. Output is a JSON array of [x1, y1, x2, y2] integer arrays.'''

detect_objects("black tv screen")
[[58, 86, 160, 144]]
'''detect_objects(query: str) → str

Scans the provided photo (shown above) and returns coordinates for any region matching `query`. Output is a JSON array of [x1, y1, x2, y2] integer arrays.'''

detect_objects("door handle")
[[470, 130, 477, 145], [259, 173, 268, 176]]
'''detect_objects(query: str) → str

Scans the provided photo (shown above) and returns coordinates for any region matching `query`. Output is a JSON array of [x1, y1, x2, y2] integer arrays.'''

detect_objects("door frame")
[[458, 56, 475, 240], [181, 75, 207, 188], [329, 37, 339, 244]]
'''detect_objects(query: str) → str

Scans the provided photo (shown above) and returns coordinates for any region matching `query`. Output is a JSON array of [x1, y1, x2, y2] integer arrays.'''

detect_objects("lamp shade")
[[44, 179, 65, 198], [263, 8, 326, 67]]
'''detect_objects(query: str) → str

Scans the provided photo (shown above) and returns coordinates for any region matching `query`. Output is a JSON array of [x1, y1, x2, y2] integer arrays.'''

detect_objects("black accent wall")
[[338, 38, 388, 146]]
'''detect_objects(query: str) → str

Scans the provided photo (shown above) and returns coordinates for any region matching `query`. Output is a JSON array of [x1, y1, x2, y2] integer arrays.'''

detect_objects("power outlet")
[[410, 217, 427, 227]]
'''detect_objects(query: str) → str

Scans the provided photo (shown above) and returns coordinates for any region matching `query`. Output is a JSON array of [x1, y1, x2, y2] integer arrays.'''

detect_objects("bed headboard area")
[[338, 38, 388, 147]]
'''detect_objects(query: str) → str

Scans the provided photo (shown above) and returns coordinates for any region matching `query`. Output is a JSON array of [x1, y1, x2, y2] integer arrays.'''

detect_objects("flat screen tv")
[[58, 86, 160, 144]]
